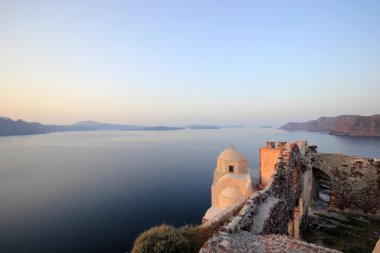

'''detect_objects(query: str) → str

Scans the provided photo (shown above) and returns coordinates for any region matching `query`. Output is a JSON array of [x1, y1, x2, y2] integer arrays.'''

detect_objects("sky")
[[1, 0, 379, 126]]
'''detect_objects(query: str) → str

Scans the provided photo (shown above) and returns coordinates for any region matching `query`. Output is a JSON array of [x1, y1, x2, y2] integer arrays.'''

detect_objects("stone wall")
[[200, 140, 380, 253], [199, 231, 341, 253], [312, 154, 380, 216], [223, 142, 303, 235], [224, 188, 271, 233], [260, 199, 288, 235], [260, 146, 282, 187], [201, 197, 246, 228]]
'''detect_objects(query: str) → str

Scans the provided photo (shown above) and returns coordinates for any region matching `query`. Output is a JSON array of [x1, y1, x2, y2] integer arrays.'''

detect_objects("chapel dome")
[[218, 145, 247, 161]]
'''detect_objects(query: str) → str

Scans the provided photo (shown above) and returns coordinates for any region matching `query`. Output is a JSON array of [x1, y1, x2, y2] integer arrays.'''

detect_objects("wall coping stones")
[[199, 231, 342, 253]]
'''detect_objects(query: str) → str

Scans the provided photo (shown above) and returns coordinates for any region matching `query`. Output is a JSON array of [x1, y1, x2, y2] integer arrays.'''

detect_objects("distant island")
[[0, 118, 144, 136], [185, 124, 220, 129], [131, 126, 183, 131], [0, 117, 243, 136], [183, 124, 243, 129], [280, 114, 380, 137]]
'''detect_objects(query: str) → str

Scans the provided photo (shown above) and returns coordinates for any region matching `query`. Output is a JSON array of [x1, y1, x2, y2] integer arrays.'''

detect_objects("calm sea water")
[[0, 128, 379, 253]]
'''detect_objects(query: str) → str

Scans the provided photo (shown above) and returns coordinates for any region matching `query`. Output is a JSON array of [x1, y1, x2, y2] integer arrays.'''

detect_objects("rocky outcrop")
[[280, 115, 380, 136]]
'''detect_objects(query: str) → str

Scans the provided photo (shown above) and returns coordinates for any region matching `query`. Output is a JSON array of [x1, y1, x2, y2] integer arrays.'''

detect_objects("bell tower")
[[203, 145, 254, 223]]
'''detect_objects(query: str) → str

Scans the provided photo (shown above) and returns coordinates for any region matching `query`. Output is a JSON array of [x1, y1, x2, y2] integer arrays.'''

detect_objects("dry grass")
[[303, 212, 380, 253]]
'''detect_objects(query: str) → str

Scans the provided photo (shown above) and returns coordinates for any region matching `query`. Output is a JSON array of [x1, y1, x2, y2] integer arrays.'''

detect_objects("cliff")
[[280, 115, 380, 136]]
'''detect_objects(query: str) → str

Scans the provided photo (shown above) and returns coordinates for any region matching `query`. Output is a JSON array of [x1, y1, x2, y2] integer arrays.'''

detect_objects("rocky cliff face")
[[280, 115, 380, 136]]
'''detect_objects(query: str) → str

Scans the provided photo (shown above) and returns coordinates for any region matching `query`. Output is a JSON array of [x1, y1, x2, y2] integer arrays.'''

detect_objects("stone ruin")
[[200, 141, 380, 252]]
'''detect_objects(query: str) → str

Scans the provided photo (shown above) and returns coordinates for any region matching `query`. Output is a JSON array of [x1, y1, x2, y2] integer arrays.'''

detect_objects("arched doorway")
[[311, 168, 331, 210]]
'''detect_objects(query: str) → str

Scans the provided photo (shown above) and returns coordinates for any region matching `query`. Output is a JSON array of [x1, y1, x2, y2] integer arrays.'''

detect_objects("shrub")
[[179, 225, 214, 253], [131, 224, 190, 253], [131, 224, 215, 253]]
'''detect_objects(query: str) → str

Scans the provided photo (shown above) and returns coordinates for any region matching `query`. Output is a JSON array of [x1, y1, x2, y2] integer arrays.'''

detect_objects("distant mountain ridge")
[[0, 118, 150, 136], [0, 118, 49, 136], [280, 115, 380, 136], [0, 117, 242, 136], [70, 121, 145, 130]]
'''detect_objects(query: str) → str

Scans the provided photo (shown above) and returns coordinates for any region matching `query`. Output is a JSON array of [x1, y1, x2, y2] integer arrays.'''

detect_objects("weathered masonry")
[[312, 153, 380, 216], [200, 141, 380, 252]]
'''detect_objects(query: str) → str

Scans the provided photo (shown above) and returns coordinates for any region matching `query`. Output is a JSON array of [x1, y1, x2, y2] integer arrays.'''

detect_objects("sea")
[[0, 128, 379, 252]]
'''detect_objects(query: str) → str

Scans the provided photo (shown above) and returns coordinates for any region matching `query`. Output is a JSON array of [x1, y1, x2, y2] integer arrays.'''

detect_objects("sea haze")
[[0, 128, 379, 253]]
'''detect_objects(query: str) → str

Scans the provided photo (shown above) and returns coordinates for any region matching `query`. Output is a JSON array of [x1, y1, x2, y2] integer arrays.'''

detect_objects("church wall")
[[219, 194, 240, 208], [215, 160, 242, 182], [217, 160, 239, 172], [216, 160, 248, 174], [211, 176, 252, 207], [238, 160, 248, 173]]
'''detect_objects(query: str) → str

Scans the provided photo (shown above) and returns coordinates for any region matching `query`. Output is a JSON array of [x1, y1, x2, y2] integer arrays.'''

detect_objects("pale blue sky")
[[1, 0, 379, 126]]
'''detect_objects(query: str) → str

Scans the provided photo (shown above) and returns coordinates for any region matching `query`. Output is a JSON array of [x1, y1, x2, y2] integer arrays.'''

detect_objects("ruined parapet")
[[266, 141, 275, 148], [200, 231, 342, 253], [259, 142, 283, 188], [223, 188, 272, 233], [199, 141, 342, 252], [295, 140, 308, 155], [293, 207, 300, 240], [200, 140, 380, 253], [221, 142, 304, 235], [260, 199, 288, 235], [200, 197, 246, 228], [308, 145, 318, 153], [312, 154, 380, 216], [277, 141, 287, 149]]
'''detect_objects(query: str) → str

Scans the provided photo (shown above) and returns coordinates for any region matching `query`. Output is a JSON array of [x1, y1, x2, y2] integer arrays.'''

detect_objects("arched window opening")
[[312, 167, 331, 209]]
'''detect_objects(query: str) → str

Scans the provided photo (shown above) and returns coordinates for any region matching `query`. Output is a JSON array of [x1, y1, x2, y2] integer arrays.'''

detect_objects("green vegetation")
[[131, 206, 239, 253], [130, 224, 214, 253]]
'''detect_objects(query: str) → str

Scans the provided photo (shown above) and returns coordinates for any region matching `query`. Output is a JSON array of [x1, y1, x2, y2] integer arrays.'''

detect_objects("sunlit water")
[[0, 128, 379, 253]]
